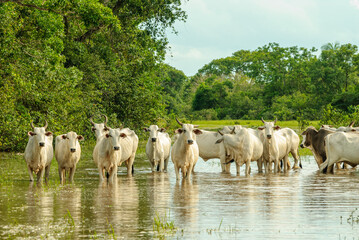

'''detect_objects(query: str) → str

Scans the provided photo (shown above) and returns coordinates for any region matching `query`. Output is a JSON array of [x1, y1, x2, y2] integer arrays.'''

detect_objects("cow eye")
[[183, 130, 186, 133]]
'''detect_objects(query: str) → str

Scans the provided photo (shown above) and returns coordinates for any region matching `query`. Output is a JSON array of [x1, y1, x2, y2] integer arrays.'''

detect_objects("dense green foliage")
[[0, 0, 186, 151], [1, 1, 359, 152], [182, 43, 359, 125]]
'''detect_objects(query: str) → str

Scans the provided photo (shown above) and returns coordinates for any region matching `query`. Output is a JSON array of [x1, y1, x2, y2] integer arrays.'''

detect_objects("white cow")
[[258, 118, 290, 173], [93, 128, 127, 182], [171, 118, 202, 180], [216, 127, 263, 175], [24, 121, 53, 182], [55, 131, 84, 183], [277, 127, 302, 169], [320, 131, 359, 173], [144, 125, 171, 172], [196, 128, 228, 172], [90, 115, 110, 140], [117, 127, 138, 176]]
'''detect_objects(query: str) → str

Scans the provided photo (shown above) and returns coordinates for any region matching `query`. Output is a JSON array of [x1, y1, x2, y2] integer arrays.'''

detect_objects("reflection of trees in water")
[[172, 179, 199, 226], [93, 177, 139, 238]]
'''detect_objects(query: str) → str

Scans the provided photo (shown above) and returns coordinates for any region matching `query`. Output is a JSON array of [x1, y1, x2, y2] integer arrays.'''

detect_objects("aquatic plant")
[[347, 208, 359, 225], [153, 211, 177, 238]]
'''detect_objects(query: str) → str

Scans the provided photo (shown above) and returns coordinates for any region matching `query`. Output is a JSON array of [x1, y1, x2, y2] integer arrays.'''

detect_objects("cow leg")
[[127, 156, 135, 176], [245, 160, 251, 176], [291, 150, 300, 169], [109, 165, 118, 183], [236, 161, 240, 175], [164, 157, 169, 172], [149, 160, 155, 172], [37, 168, 45, 182], [335, 162, 341, 170], [159, 157, 164, 172], [45, 165, 51, 182], [98, 166, 105, 182], [187, 164, 194, 179], [283, 155, 289, 173], [69, 166, 76, 182], [257, 157, 263, 173], [274, 159, 279, 174], [27, 166, 34, 181], [174, 164, 180, 180]]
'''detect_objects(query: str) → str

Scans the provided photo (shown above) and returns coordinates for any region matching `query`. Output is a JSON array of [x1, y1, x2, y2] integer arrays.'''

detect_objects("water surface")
[[1, 153, 359, 239]]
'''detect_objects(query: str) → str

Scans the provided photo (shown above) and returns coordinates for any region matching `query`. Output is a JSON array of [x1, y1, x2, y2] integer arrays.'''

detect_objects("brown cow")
[[300, 127, 335, 172]]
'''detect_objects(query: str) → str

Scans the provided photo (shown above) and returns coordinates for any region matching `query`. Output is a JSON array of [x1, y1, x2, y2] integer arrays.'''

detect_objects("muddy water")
[[1, 154, 359, 239]]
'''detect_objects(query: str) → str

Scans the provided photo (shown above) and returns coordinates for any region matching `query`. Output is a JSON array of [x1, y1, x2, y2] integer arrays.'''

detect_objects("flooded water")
[[1, 152, 359, 239]]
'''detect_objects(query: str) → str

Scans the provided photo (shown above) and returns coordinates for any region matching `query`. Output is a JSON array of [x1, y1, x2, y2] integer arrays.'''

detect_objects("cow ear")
[[104, 127, 110, 131], [45, 131, 53, 136], [351, 129, 356, 132], [160, 128, 166, 132], [91, 127, 96, 132], [62, 135, 67, 139], [120, 133, 127, 138], [274, 126, 281, 130], [28, 131, 36, 136], [143, 128, 149, 132], [77, 135, 84, 141], [193, 129, 203, 135], [258, 126, 265, 130], [215, 138, 223, 144], [175, 129, 183, 134]]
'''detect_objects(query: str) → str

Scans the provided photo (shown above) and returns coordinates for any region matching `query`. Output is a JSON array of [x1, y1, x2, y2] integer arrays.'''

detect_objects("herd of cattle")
[[23, 116, 359, 183]]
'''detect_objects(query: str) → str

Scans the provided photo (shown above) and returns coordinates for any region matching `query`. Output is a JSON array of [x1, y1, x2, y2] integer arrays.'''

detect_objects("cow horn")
[[44, 120, 48, 130], [274, 118, 277, 124], [176, 118, 183, 126], [261, 117, 265, 124], [102, 115, 108, 126], [30, 121, 35, 129], [218, 130, 224, 136], [349, 121, 355, 127], [193, 125, 199, 128], [90, 116, 95, 126], [230, 127, 235, 134]]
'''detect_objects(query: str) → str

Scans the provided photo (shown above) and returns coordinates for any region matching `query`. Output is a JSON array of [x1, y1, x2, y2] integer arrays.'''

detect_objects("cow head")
[[61, 131, 84, 153], [28, 121, 52, 147], [258, 117, 280, 139], [144, 125, 166, 143], [175, 118, 202, 145], [300, 126, 317, 148], [90, 115, 110, 139], [105, 128, 127, 151]]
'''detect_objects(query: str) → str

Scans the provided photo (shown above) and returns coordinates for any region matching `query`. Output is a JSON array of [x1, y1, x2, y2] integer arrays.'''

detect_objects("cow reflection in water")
[[148, 173, 171, 216], [173, 179, 199, 226], [26, 183, 54, 225], [94, 178, 139, 238]]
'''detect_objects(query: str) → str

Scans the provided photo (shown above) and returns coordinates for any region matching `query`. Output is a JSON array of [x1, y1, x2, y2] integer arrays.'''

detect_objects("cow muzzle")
[[70, 148, 76, 153], [266, 135, 272, 139], [151, 138, 157, 142], [300, 144, 305, 148], [187, 140, 194, 145], [39, 142, 45, 147], [113, 146, 120, 151]]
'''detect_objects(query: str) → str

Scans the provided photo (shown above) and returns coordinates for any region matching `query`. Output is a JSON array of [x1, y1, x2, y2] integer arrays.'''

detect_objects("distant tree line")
[[169, 42, 359, 127]]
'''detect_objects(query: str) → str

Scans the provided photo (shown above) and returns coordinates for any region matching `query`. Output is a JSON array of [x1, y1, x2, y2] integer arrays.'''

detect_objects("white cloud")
[[350, 0, 359, 9]]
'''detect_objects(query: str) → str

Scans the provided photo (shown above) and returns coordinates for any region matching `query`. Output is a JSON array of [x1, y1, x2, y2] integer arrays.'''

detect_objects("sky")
[[165, 0, 359, 76]]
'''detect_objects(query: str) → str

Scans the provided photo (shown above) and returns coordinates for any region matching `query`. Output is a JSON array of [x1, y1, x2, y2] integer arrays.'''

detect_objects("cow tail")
[[132, 164, 134, 175], [298, 150, 303, 169], [156, 164, 160, 172], [106, 172, 110, 179]]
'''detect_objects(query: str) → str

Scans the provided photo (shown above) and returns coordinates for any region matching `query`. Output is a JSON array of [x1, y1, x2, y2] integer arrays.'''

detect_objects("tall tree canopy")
[[0, 0, 187, 151]]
